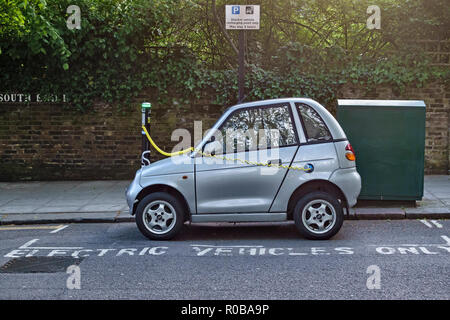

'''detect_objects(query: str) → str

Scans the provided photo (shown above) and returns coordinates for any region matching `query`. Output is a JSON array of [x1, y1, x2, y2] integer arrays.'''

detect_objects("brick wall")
[[0, 99, 226, 181], [0, 82, 448, 181], [0, 103, 139, 180]]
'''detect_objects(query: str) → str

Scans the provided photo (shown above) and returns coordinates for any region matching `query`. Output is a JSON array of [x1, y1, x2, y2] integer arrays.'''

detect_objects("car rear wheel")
[[136, 192, 184, 240], [293, 191, 343, 240]]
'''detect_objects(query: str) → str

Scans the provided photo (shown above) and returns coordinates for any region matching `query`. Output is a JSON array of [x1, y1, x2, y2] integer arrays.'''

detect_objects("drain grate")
[[0, 256, 84, 273]]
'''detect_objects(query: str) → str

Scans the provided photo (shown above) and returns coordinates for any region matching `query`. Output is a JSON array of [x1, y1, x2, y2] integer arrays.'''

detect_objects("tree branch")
[[211, 0, 239, 57], [278, 18, 331, 46]]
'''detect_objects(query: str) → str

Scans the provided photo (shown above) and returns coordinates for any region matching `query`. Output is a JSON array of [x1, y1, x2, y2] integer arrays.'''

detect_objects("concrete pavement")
[[0, 181, 132, 224], [0, 220, 449, 299], [0, 176, 448, 225]]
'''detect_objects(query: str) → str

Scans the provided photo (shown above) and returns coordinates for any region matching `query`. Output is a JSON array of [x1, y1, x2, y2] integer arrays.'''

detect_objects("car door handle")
[[267, 159, 282, 166]]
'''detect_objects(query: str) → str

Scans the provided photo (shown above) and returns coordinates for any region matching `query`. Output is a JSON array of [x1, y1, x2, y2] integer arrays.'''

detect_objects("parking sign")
[[225, 5, 260, 30]]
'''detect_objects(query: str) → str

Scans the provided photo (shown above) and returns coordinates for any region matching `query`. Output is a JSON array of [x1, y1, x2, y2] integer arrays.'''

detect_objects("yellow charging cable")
[[142, 125, 194, 156], [141, 125, 311, 172]]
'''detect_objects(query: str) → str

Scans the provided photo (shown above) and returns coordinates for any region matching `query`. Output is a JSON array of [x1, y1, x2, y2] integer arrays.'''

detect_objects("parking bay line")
[[191, 244, 264, 248], [441, 235, 450, 245], [49, 225, 69, 234], [420, 219, 443, 228], [19, 239, 83, 250], [367, 235, 450, 247], [431, 220, 443, 228]]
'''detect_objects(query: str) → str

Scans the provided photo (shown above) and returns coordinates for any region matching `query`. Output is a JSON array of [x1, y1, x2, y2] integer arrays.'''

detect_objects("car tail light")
[[345, 143, 354, 153], [345, 143, 356, 161]]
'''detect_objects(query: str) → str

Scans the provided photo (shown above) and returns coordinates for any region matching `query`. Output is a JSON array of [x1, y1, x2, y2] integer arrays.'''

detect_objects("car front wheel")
[[136, 192, 184, 240], [293, 191, 344, 240]]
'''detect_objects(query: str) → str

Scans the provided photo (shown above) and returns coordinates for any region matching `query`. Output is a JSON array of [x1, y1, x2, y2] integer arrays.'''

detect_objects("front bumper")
[[125, 170, 143, 215], [329, 167, 361, 207]]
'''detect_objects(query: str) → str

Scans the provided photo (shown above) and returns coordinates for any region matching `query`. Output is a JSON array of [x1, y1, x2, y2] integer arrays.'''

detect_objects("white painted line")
[[441, 236, 450, 246], [368, 244, 449, 247], [19, 238, 83, 250], [50, 225, 68, 234], [19, 239, 40, 248], [420, 219, 433, 228], [24, 245, 84, 250], [369, 235, 450, 247], [190, 244, 264, 248], [430, 220, 443, 228]]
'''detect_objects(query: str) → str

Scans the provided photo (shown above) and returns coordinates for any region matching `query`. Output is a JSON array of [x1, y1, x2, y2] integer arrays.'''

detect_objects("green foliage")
[[0, 0, 448, 111], [0, 0, 70, 63], [170, 44, 448, 107], [0, 0, 181, 108]]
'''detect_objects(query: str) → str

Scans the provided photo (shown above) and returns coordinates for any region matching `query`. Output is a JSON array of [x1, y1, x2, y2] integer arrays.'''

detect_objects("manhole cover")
[[0, 256, 84, 273]]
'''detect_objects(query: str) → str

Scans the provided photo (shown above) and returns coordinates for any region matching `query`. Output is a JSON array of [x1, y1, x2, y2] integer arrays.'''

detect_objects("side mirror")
[[203, 139, 222, 156], [202, 136, 215, 152]]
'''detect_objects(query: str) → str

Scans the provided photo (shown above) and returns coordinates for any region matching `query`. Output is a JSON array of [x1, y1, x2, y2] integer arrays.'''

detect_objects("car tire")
[[293, 191, 343, 240], [136, 192, 185, 240]]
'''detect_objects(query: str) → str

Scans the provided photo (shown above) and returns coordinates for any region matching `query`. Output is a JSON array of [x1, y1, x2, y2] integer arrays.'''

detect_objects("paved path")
[[0, 180, 129, 213], [0, 176, 448, 224], [0, 181, 131, 224]]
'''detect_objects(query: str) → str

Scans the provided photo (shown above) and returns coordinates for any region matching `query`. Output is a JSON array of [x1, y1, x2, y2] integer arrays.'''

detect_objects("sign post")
[[141, 102, 151, 165], [225, 5, 260, 102], [238, 31, 245, 101]]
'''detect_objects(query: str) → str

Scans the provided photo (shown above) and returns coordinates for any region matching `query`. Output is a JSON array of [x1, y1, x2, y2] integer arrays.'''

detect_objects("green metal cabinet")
[[337, 100, 426, 201]]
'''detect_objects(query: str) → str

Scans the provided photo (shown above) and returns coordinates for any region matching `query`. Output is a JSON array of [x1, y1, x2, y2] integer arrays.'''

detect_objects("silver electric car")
[[126, 98, 361, 240]]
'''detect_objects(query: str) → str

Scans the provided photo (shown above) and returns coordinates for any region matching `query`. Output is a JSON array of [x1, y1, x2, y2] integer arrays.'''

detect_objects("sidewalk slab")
[[0, 205, 40, 214], [0, 176, 448, 225], [79, 204, 128, 212], [33, 206, 86, 214], [0, 180, 129, 215]]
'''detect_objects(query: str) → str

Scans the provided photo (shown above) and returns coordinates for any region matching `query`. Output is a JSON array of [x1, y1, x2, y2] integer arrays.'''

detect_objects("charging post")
[[141, 102, 151, 165]]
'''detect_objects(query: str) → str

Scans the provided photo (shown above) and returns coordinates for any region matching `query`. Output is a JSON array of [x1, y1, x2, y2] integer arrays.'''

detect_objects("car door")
[[195, 102, 299, 214], [270, 101, 342, 212]]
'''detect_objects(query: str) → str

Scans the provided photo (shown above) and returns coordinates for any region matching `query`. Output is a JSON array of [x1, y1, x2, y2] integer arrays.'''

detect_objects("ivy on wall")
[[0, 0, 448, 111]]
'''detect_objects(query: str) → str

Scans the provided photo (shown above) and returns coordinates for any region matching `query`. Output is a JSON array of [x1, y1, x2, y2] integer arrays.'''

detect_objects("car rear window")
[[296, 103, 332, 142]]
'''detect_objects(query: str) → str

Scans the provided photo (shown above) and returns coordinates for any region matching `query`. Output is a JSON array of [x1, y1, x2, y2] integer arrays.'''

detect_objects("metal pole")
[[238, 30, 245, 102], [141, 102, 151, 165]]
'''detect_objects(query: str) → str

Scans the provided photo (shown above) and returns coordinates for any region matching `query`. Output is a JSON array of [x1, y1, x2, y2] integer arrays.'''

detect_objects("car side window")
[[296, 103, 332, 143], [219, 104, 296, 153], [260, 105, 297, 147]]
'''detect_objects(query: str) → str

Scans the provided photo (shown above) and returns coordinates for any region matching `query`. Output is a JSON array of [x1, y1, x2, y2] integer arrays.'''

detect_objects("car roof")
[[228, 97, 313, 111]]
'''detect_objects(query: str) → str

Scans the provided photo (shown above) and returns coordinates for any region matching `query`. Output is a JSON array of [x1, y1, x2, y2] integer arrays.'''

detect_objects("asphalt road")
[[0, 220, 448, 300]]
